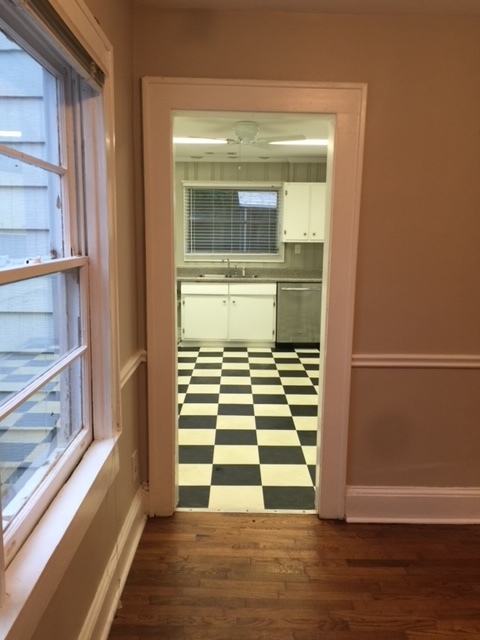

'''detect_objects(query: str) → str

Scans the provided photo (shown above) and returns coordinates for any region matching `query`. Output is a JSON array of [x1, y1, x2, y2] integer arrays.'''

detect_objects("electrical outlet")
[[131, 450, 138, 483], [295, 244, 301, 254]]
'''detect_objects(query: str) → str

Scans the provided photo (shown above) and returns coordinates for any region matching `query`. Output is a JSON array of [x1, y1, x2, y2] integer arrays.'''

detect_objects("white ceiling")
[[173, 112, 331, 163], [136, 0, 480, 16]]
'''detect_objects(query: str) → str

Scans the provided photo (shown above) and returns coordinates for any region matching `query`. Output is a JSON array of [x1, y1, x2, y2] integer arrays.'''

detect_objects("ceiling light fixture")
[[269, 138, 329, 146], [173, 137, 228, 145]]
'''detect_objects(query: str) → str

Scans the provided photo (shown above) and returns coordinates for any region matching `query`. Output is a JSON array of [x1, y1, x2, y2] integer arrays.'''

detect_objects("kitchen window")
[[0, 2, 113, 569], [183, 182, 284, 260]]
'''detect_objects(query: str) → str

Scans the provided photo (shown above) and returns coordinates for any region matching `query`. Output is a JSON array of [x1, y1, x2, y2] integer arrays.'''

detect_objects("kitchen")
[[173, 111, 331, 513]]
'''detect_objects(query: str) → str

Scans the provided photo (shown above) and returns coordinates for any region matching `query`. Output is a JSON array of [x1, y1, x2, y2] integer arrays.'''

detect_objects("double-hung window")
[[183, 182, 283, 261], [0, 3, 113, 568]]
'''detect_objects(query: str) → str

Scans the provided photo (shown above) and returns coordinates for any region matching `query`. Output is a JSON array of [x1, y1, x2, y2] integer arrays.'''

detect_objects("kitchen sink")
[[199, 274, 227, 279], [198, 273, 258, 279]]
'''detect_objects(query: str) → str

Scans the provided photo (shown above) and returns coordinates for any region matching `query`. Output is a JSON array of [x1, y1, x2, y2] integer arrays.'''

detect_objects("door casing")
[[142, 77, 367, 518]]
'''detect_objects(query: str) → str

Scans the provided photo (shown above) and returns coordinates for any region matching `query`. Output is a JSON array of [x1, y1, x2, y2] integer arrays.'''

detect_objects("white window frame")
[[183, 181, 285, 263], [0, 1, 120, 635]]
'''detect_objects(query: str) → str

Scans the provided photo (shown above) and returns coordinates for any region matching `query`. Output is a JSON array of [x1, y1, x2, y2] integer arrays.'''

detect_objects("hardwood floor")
[[108, 512, 480, 639]]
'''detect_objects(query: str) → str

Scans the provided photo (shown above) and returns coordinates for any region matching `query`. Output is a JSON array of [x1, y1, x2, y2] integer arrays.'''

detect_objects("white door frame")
[[142, 77, 367, 518]]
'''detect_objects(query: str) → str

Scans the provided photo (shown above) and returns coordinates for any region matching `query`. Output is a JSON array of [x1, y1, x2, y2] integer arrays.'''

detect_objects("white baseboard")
[[79, 486, 147, 640], [345, 485, 480, 524]]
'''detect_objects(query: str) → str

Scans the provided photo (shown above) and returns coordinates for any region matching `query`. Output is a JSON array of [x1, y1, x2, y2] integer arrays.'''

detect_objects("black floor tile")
[[221, 369, 250, 377], [178, 445, 214, 464], [308, 465, 316, 484], [297, 431, 317, 446], [253, 394, 288, 405], [211, 464, 261, 486], [220, 384, 252, 393], [215, 430, 257, 445], [218, 404, 254, 416], [184, 393, 219, 404], [195, 362, 222, 369], [255, 416, 296, 430], [251, 376, 282, 385], [258, 446, 305, 465], [189, 376, 221, 385], [283, 385, 317, 395], [223, 356, 249, 363], [277, 370, 308, 378], [250, 363, 277, 370], [263, 486, 315, 510], [178, 415, 217, 429], [178, 486, 210, 508], [290, 405, 318, 417]]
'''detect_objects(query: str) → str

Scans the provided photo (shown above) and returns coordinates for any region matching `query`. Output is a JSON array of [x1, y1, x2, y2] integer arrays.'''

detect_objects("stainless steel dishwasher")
[[276, 282, 322, 345]]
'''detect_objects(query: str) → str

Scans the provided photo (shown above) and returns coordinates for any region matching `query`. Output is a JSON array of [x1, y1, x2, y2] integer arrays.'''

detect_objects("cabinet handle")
[[312, 232, 316, 236], [303, 232, 307, 236]]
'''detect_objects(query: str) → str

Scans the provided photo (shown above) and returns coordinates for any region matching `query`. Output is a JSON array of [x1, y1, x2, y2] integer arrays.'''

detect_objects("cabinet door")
[[308, 183, 326, 242], [228, 296, 276, 341], [182, 295, 228, 340], [282, 183, 310, 241]]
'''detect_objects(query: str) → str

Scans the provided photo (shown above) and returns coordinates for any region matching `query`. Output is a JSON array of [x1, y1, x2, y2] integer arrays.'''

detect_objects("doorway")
[[142, 78, 366, 519], [174, 110, 328, 512]]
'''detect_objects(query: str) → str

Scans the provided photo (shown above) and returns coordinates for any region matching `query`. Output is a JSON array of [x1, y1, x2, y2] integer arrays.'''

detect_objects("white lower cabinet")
[[180, 282, 276, 342]]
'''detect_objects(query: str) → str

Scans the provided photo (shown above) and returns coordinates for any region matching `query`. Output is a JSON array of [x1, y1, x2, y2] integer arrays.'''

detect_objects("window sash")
[[184, 183, 283, 259], [0, 12, 96, 568]]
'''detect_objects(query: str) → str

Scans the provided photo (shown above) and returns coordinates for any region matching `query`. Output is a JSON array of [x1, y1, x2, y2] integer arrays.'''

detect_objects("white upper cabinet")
[[282, 182, 326, 242]]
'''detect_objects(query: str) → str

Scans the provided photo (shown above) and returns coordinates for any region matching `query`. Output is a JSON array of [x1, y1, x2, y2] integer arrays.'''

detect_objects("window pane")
[[0, 270, 82, 408], [0, 30, 60, 165], [185, 187, 280, 256], [1, 358, 85, 529], [0, 155, 65, 265]]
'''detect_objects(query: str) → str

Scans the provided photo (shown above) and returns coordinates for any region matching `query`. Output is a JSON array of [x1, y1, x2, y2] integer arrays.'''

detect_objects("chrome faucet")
[[222, 258, 230, 278]]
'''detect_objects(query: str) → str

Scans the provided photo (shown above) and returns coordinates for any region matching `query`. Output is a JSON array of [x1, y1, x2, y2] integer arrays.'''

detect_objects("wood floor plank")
[[108, 513, 480, 639]]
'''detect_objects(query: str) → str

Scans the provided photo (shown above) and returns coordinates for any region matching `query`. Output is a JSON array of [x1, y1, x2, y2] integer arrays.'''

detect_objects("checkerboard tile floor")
[[177, 345, 320, 512]]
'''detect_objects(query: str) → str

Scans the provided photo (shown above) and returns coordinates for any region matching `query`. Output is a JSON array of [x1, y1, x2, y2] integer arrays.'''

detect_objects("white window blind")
[[184, 184, 282, 258]]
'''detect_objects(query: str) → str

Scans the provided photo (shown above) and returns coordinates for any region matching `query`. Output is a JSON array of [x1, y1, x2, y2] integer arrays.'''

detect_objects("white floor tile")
[[178, 429, 216, 445], [213, 445, 259, 464], [186, 384, 221, 394], [253, 404, 291, 417], [216, 416, 256, 430], [178, 464, 213, 486], [302, 445, 317, 465], [285, 394, 319, 406], [261, 464, 313, 487], [189, 368, 222, 377], [209, 485, 265, 511], [180, 403, 219, 416], [251, 385, 285, 395], [221, 376, 252, 385], [249, 369, 281, 378], [292, 416, 318, 431], [221, 362, 250, 370], [256, 430, 300, 446]]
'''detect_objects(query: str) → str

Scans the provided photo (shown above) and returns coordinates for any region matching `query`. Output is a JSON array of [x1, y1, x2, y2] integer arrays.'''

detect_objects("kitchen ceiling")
[[135, 0, 480, 16], [173, 112, 331, 163]]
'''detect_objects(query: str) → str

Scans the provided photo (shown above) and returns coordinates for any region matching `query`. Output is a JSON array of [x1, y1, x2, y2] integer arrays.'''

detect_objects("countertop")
[[177, 267, 322, 284]]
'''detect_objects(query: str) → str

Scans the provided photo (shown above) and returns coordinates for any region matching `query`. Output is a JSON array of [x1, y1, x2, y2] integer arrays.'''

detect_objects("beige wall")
[[134, 8, 480, 488]]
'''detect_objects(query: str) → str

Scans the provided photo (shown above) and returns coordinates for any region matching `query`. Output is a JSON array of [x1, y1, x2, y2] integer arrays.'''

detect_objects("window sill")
[[0, 437, 119, 640]]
